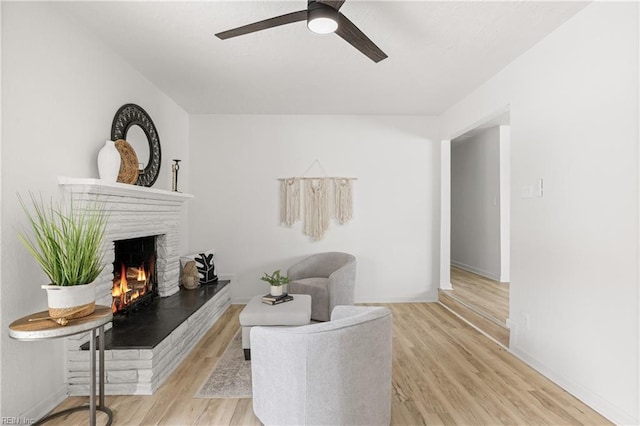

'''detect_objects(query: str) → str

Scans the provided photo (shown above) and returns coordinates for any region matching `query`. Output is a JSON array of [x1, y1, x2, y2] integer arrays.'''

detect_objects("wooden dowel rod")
[[276, 177, 358, 181]]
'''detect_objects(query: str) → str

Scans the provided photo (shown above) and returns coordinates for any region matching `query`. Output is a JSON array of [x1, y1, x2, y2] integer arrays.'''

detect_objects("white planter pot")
[[270, 285, 283, 297], [41, 281, 96, 319]]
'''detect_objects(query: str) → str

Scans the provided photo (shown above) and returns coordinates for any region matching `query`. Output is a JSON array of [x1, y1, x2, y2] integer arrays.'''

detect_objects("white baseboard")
[[20, 385, 67, 423], [450, 260, 500, 281], [511, 345, 638, 425], [440, 280, 453, 290]]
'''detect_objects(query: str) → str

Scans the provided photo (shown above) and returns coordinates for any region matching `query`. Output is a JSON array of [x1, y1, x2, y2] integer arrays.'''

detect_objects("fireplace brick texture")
[[59, 179, 192, 303]]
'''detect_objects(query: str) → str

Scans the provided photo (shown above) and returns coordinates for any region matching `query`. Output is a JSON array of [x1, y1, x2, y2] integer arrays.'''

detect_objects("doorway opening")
[[439, 108, 511, 346]]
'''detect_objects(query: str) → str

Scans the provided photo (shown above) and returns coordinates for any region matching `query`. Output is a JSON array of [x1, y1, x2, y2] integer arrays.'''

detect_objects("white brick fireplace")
[[59, 176, 193, 301], [58, 177, 231, 395]]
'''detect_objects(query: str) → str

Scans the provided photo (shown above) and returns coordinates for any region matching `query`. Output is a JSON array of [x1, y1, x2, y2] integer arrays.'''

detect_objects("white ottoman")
[[239, 294, 311, 360]]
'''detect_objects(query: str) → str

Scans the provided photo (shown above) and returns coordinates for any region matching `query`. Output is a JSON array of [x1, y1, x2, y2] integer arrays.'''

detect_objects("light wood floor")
[[439, 266, 511, 346], [448, 266, 510, 325], [44, 303, 610, 425]]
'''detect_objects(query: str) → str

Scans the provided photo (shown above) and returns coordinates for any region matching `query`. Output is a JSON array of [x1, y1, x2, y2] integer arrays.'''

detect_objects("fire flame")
[[137, 264, 146, 282], [112, 283, 122, 298], [112, 263, 129, 311], [121, 264, 129, 292], [112, 261, 152, 314]]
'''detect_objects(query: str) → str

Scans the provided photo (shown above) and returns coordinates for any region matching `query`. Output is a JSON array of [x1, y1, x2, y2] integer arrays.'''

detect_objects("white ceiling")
[[55, 1, 588, 115]]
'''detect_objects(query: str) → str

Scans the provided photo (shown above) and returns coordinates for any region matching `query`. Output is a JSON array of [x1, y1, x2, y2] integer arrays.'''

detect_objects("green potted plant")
[[260, 269, 290, 297], [17, 193, 108, 322]]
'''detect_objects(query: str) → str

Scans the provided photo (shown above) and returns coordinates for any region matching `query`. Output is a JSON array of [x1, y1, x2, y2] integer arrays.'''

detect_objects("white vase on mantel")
[[97, 140, 121, 182]]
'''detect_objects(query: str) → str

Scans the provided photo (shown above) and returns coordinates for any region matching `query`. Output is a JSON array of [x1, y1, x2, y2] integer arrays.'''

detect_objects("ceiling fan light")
[[307, 5, 338, 34], [308, 17, 338, 34]]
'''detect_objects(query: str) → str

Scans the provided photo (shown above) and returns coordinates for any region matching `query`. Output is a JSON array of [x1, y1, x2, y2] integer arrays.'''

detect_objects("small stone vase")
[[97, 140, 121, 182], [41, 281, 96, 320], [270, 285, 283, 297], [181, 260, 200, 290]]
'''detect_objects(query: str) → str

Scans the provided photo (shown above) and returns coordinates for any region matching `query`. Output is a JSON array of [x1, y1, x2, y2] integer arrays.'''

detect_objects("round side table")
[[9, 305, 113, 426]]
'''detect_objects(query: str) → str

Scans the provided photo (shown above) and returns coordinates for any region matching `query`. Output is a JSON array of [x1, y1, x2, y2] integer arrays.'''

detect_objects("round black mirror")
[[111, 104, 161, 187]]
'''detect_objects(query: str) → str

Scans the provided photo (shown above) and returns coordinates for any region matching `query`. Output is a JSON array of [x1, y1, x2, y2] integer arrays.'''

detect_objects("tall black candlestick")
[[171, 159, 181, 192]]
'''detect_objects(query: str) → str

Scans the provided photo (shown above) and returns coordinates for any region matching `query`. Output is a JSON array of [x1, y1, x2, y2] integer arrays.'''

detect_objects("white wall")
[[441, 2, 639, 424], [1, 3, 189, 418], [0, 2, 4, 412], [498, 125, 510, 283], [439, 140, 452, 290], [188, 115, 440, 303], [451, 126, 501, 280]]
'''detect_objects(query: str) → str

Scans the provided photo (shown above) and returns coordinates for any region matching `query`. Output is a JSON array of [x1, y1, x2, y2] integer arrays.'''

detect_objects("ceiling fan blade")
[[335, 13, 387, 63], [216, 10, 307, 40], [315, 0, 347, 11]]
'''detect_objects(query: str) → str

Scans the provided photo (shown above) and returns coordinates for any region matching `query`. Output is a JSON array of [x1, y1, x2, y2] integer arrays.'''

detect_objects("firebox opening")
[[112, 236, 158, 314]]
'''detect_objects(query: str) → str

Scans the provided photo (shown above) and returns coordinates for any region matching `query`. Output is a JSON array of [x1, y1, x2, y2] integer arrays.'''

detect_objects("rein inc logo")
[[1, 418, 34, 425]]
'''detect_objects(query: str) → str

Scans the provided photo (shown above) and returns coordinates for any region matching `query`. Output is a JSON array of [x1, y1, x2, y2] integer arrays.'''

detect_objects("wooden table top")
[[9, 305, 113, 341]]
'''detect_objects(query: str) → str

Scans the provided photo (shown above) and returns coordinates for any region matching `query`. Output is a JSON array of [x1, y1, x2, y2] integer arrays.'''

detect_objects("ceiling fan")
[[215, 0, 387, 63]]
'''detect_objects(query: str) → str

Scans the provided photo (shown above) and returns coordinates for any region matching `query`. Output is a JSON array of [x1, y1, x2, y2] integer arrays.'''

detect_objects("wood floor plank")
[[440, 265, 511, 346], [447, 266, 510, 324], [40, 303, 610, 425], [440, 292, 510, 346]]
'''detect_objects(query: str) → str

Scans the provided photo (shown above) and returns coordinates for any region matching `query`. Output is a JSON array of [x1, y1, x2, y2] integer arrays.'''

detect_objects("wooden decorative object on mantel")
[[115, 139, 139, 184]]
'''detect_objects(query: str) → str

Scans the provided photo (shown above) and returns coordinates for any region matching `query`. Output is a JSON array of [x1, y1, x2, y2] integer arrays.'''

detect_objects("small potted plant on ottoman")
[[260, 270, 290, 297]]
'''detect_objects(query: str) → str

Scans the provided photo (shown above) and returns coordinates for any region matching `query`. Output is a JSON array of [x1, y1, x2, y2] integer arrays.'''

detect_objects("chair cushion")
[[239, 294, 312, 327], [289, 277, 330, 321]]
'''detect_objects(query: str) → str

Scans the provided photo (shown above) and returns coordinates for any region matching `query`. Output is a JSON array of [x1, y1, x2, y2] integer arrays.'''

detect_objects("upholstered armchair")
[[251, 306, 393, 426], [287, 252, 356, 321]]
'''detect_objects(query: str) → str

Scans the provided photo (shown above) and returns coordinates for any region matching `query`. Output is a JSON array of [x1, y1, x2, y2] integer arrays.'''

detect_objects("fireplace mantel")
[[58, 177, 194, 201]]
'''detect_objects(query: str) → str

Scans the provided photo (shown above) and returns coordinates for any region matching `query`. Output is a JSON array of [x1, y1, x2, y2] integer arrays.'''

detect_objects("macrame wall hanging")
[[334, 178, 353, 224], [280, 178, 300, 226], [278, 160, 356, 240]]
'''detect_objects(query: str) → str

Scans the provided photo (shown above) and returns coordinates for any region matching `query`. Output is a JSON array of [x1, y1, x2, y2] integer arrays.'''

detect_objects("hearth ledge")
[[67, 283, 231, 396], [58, 177, 194, 201]]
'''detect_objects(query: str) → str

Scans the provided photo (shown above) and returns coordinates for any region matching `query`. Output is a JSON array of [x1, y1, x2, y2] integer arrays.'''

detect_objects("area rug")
[[195, 330, 252, 398]]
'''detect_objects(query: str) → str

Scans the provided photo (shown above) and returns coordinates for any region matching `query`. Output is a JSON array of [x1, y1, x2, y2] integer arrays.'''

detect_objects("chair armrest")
[[331, 305, 368, 321], [328, 259, 357, 308]]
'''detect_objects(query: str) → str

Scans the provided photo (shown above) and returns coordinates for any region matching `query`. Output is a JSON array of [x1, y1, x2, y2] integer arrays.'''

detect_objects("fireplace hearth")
[[82, 279, 230, 350], [74, 279, 231, 395]]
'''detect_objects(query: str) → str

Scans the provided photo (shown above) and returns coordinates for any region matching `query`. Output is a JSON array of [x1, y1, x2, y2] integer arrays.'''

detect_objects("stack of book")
[[262, 293, 294, 305]]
